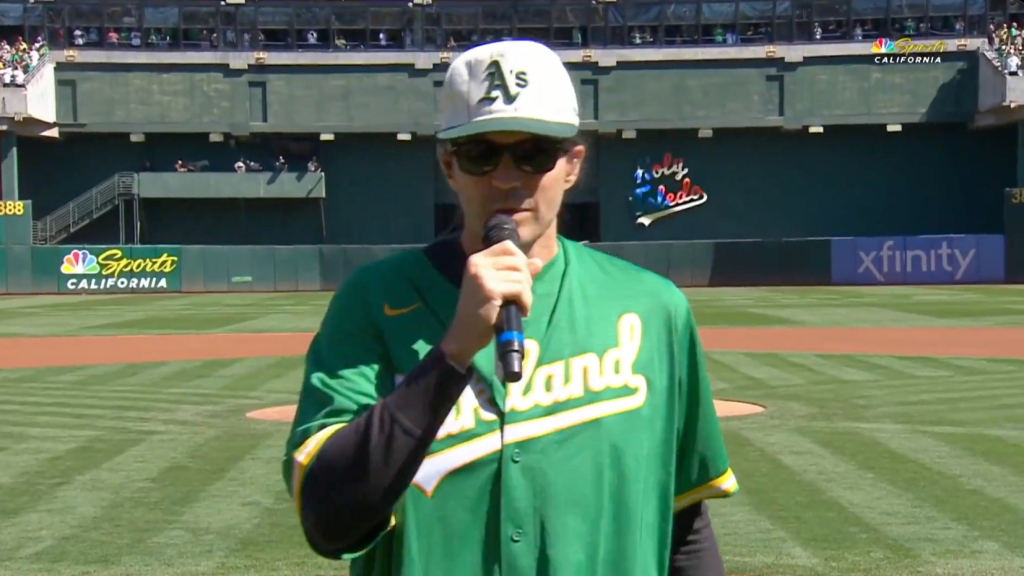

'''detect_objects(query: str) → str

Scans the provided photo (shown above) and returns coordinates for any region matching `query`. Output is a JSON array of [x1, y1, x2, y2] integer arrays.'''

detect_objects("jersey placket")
[[494, 242, 567, 576]]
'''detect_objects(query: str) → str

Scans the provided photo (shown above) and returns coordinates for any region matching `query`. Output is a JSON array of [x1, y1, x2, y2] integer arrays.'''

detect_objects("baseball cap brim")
[[437, 117, 579, 140]]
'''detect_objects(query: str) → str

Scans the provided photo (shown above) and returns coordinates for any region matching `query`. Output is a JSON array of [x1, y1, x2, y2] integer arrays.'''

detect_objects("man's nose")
[[489, 154, 524, 190]]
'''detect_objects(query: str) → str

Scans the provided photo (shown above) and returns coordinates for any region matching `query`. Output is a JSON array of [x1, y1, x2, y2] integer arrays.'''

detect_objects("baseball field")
[[0, 286, 1022, 576]]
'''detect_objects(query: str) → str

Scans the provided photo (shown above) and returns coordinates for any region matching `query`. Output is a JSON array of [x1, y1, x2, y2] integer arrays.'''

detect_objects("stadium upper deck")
[[0, 0, 993, 53]]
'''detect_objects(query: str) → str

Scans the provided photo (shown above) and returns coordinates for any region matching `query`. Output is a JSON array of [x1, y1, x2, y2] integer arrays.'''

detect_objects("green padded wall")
[[0, 246, 7, 293], [6, 245, 31, 294]]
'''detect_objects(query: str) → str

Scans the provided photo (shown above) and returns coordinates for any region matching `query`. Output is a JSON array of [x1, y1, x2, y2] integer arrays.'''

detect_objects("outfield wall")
[[0, 234, 1015, 295]]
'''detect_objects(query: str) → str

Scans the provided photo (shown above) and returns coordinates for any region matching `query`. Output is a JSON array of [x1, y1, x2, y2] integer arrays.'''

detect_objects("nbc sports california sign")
[[870, 37, 944, 64], [59, 248, 181, 293]]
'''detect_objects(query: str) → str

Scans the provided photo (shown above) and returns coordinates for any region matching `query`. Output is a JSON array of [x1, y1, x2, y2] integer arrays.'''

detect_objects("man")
[[283, 39, 738, 576]]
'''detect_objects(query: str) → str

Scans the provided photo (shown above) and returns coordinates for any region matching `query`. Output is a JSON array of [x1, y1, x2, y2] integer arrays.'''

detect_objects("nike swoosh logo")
[[384, 303, 420, 317]]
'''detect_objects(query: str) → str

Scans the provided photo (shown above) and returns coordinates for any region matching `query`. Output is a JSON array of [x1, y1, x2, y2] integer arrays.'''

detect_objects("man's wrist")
[[438, 337, 474, 373]]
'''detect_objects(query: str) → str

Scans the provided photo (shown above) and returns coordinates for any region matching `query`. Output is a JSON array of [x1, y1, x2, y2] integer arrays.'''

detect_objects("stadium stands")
[[5, 0, 993, 52]]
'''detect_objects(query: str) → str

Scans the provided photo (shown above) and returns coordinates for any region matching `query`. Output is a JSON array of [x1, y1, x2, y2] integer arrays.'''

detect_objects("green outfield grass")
[[0, 286, 1022, 576]]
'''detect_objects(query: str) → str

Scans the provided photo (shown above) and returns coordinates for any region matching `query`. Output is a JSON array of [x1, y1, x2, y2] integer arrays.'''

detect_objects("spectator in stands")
[[1006, 49, 1020, 75], [274, 156, 287, 172], [987, 19, 1024, 75], [235, 158, 247, 173], [307, 157, 321, 173], [0, 37, 46, 86]]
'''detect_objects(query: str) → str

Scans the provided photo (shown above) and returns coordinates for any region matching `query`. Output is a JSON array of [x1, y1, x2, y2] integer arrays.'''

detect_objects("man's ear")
[[437, 145, 457, 183], [563, 144, 586, 187]]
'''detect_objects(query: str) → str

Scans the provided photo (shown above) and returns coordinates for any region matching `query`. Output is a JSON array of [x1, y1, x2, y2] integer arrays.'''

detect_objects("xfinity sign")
[[832, 235, 1005, 285], [858, 240, 974, 281]]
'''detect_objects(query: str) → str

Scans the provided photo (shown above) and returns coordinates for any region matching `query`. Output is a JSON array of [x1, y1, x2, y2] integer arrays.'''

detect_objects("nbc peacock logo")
[[871, 38, 895, 53], [60, 249, 100, 275]]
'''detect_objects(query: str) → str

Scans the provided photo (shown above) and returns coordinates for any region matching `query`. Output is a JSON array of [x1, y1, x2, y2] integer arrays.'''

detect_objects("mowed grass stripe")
[[114, 360, 255, 388], [0, 429, 217, 559], [0, 435, 106, 486], [0, 294, 128, 310], [210, 357, 301, 393], [939, 357, 1022, 373], [0, 423, 99, 440], [952, 403, 1024, 424], [0, 433, 151, 522], [707, 352, 803, 386], [136, 433, 295, 564], [226, 312, 326, 334], [2, 391, 218, 411], [9, 384, 293, 410], [0, 401, 249, 436], [9, 379, 296, 402], [807, 421, 1024, 438], [854, 355, 956, 378], [0, 400, 244, 428], [52, 427, 282, 565], [865, 430, 1024, 515], [834, 371, 1022, 403], [45, 363, 158, 384], [809, 429, 1021, 557], [722, 430, 911, 566], [250, 357, 304, 393], [0, 361, 243, 390], [743, 428, 1005, 561], [926, 432, 1024, 480], [757, 306, 942, 327], [708, 490, 821, 570], [871, 387, 1024, 416], [776, 354, 877, 382]]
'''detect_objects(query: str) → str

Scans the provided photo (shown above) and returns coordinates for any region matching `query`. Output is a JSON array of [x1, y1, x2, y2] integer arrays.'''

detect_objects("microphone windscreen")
[[483, 214, 520, 247]]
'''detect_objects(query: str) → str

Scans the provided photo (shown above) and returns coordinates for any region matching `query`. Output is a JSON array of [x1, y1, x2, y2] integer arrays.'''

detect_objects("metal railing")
[[32, 172, 138, 245], [22, 52, 51, 87]]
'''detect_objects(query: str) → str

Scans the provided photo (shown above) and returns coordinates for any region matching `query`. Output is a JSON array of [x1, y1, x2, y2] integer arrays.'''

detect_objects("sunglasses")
[[448, 137, 574, 177]]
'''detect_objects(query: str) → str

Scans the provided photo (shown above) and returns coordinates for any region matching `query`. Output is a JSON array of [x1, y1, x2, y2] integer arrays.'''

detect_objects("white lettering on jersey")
[[410, 313, 648, 496]]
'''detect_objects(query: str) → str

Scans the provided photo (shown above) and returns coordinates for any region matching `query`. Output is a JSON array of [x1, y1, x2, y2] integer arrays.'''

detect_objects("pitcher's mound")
[[714, 400, 766, 418], [247, 401, 765, 422], [247, 405, 297, 422]]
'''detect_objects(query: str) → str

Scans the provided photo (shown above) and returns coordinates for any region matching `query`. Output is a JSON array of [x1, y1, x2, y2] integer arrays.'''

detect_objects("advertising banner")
[[56, 246, 182, 293], [831, 235, 1005, 285]]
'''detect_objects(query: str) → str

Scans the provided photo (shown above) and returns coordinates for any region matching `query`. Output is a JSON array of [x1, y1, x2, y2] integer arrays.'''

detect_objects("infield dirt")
[[244, 400, 767, 422], [1, 327, 1022, 370]]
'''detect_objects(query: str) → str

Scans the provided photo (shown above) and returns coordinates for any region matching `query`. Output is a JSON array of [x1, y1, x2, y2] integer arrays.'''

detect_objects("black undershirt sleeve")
[[670, 501, 727, 576], [298, 347, 475, 559]]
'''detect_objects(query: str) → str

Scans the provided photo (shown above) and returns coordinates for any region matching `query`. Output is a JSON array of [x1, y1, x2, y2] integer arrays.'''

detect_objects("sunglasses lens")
[[452, 141, 503, 176], [509, 139, 565, 174], [450, 138, 569, 176]]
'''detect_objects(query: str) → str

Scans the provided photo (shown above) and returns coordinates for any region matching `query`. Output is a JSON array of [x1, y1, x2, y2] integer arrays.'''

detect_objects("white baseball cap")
[[437, 39, 580, 140]]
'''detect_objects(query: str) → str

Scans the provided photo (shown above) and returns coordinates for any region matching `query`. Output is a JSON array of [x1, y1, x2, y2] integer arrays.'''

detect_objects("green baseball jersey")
[[283, 236, 737, 576]]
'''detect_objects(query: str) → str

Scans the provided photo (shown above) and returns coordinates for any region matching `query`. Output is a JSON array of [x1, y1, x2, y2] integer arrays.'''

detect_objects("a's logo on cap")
[[477, 59, 529, 106]]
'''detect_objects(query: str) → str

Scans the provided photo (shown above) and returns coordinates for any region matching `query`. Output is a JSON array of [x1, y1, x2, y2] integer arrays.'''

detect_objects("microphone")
[[483, 214, 524, 383]]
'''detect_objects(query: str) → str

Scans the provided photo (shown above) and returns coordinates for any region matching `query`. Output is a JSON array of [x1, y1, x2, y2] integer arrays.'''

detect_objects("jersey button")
[[510, 529, 523, 543], [510, 449, 522, 463]]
